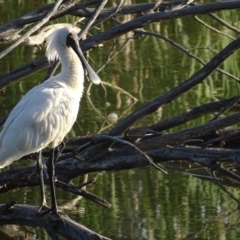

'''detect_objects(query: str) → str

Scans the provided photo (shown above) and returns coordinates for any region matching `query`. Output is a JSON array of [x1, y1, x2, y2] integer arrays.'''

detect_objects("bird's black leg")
[[48, 148, 59, 216], [37, 151, 48, 212]]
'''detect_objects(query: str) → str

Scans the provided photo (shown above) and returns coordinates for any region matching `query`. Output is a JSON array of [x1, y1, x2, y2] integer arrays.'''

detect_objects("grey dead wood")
[[0, 1, 88, 42], [131, 97, 240, 133], [1, 1, 240, 239], [78, 34, 240, 162], [0, 0, 192, 42], [0, 204, 111, 240], [1, 146, 240, 189], [2, 28, 239, 192]]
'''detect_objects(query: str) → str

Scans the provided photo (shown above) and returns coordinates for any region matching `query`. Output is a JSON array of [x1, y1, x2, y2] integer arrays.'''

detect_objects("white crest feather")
[[46, 30, 60, 62], [45, 25, 80, 62]]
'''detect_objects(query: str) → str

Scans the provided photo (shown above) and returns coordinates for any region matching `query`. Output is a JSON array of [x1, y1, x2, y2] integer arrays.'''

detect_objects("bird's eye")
[[68, 33, 73, 38], [66, 33, 75, 47]]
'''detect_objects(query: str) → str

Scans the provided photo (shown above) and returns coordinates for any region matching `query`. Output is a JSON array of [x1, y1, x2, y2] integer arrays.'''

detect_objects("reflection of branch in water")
[[97, 35, 134, 74], [86, 94, 115, 133], [100, 99, 138, 133], [182, 210, 228, 240], [86, 93, 137, 133], [214, 176, 240, 207], [87, 33, 136, 96], [183, 171, 222, 181], [134, 29, 240, 83], [181, 171, 240, 239], [208, 12, 240, 34], [184, 202, 240, 240], [193, 15, 235, 40], [59, 196, 84, 213], [59, 174, 90, 212], [101, 81, 138, 101], [86, 94, 107, 125]]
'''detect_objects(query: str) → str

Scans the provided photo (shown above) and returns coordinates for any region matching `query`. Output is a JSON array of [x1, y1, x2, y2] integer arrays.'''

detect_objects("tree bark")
[[0, 204, 110, 240], [1, 0, 240, 239]]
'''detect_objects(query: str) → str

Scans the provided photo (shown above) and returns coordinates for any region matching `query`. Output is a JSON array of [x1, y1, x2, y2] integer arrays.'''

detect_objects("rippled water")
[[1, 1, 240, 239]]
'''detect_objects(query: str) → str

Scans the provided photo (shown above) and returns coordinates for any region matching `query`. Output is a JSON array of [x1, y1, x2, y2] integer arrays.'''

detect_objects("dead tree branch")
[[0, 204, 111, 240], [1, 1, 240, 239]]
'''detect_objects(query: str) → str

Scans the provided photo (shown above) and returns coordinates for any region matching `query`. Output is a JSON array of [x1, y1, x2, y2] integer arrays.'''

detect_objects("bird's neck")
[[57, 45, 85, 93]]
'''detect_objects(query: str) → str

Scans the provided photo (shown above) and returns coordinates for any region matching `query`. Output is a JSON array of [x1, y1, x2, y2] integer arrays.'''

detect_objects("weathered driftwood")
[[1, 145, 240, 194], [0, 204, 111, 240], [64, 96, 240, 148], [0, 0, 193, 42], [0, 1, 80, 42], [137, 97, 240, 132], [1, 0, 240, 239]]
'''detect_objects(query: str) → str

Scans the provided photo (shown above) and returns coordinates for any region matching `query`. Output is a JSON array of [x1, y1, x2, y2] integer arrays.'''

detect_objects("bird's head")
[[46, 26, 101, 85]]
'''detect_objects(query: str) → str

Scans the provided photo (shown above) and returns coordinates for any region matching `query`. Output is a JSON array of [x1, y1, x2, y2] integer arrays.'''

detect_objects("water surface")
[[1, 1, 240, 239]]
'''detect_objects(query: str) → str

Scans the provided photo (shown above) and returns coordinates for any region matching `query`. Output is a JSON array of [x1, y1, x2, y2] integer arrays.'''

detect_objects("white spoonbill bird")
[[0, 26, 101, 215]]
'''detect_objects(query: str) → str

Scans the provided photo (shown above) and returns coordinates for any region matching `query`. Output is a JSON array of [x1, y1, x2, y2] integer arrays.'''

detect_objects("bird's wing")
[[0, 81, 79, 164]]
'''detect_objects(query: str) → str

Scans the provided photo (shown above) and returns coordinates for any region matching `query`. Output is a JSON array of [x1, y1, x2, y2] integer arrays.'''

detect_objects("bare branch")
[[193, 15, 235, 40], [108, 36, 240, 136], [78, 0, 108, 40], [134, 29, 240, 83], [0, 204, 111, 240], [0, 0, 64, 59], [208, 12, 240, 34]]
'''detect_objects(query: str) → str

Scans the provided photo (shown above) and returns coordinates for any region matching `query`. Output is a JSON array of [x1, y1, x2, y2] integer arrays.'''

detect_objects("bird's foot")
[[4, 200, 17, 211], [37, 203, 49, 214], [39, 206, 66, 223]]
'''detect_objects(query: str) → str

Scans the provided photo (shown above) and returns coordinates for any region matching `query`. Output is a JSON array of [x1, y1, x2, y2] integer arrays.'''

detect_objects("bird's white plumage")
[[0, 26, 85, 168]]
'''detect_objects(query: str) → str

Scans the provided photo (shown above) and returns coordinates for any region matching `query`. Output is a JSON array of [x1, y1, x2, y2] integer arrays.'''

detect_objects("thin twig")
[[143, 0, 162, 14], [86, 33, 137, 99], [134, 29, 240, 83], [78, 174, 99, 189], [92, 135, 168, 174], [78, 0, 108, 40], [193, 15, 235, 40], [55, 179, 111, 208], [91, 0, 125, 27], [44, 60, 60, 80], [201, 129, 240, 148], [0, 0, 63, 59], [208, 12, 240, 34], [44, 0, 107, 81], [101, 81, 137, 100], [211, 96, 240, 121], [97, 34, 134, 74]]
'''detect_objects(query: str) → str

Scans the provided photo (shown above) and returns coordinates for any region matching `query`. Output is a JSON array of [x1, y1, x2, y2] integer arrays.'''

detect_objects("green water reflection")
[[1, 0, 240, 239], [2, 168, 240, 239]]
